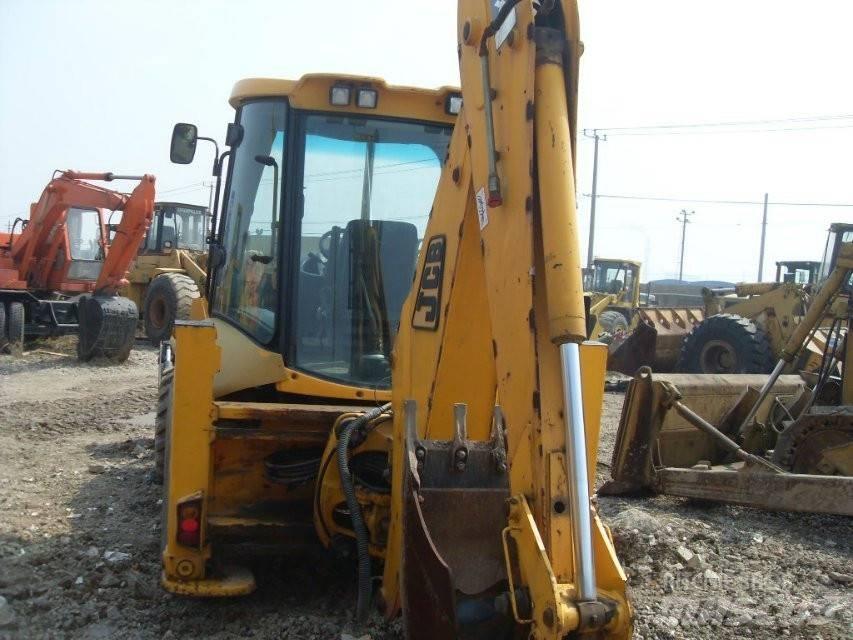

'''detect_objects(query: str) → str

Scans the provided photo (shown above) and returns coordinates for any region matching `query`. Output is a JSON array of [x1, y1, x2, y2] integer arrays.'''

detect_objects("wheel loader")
[[121, 202, 208, 344], [607, 223, 853, 376], [0, 171, 155, 361], [156, 2, 632, 638], [602, 234, 853, 517], [584, 257, 641, 336]]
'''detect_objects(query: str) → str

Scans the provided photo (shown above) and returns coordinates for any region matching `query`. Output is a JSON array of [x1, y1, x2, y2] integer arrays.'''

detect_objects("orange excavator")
[[0, 170, 155, 361]]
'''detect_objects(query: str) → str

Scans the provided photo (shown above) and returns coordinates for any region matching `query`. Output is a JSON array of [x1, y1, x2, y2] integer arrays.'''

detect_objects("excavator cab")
[[64, 206, 109, 282]]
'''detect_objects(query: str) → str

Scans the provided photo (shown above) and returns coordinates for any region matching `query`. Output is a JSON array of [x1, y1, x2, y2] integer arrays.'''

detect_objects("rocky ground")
[[0, 339, 850, 639]]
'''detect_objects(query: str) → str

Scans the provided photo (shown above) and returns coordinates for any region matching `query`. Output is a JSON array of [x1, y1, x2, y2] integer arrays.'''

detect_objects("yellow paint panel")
[[230, 75, 458, 126]]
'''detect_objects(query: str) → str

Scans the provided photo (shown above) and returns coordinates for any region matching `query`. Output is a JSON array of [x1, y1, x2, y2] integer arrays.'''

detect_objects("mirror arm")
[[197, 136, 220, 176], [204, 149, 231, 307], [209, 150, 231, 244]]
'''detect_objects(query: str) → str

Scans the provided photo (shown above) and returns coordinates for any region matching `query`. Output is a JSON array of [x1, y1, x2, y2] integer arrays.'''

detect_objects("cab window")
[[213, 101, 287, 344]]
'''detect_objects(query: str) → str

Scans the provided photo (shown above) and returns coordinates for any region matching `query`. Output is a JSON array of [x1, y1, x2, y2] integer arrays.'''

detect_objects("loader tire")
[[599, 309, 629, 335], [0, 303, 7, 352], [143, 273, 200, 345], [153, 364, 174, 484], [7, 301, 25, 355], [677, 313, 773, 374]]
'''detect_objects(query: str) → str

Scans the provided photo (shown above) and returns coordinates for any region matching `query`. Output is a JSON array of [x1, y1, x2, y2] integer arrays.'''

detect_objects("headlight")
[[329, 84, 351, 106]]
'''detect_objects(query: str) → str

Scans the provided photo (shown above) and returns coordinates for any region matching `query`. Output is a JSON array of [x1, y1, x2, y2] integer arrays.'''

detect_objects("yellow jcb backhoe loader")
[[602, 233, 853, 517], [156, 2, 632, 638]]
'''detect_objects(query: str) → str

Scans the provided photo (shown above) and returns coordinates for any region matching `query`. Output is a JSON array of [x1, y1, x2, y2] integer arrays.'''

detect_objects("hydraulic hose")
[[336, 402, 391, 621]]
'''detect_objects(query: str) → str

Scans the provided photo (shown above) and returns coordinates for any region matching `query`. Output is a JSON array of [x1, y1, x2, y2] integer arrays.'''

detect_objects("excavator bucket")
[[400, 403, 513, 640], [602, 370, 853, 515], [76, 294, 138, 363], [607, 307, 704, 374]]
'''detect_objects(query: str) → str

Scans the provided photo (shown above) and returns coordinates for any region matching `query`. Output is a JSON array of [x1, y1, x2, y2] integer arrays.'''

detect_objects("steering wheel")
[[318, 229, 334, 260]]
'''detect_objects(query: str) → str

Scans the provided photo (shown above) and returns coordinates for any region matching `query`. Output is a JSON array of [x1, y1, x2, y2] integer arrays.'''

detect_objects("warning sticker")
[[476, 187, 489, 230], [491, 0, 517, 50]]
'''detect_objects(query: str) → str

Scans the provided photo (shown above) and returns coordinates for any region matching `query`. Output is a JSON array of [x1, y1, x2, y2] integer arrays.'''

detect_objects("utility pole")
[[677, 209, 694, 281], [583, 129, 606, 269], [757, 193, 768, 281]]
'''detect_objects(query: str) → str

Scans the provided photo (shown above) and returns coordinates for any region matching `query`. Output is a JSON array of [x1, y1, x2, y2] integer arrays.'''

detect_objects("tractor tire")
[[143, 273, 200, 345], [598, 309, 629, 335], [7, 301, 25, 355], [0, 303, 7, 352], [677, 313, 773, 374], [153, 363, 174, 484]]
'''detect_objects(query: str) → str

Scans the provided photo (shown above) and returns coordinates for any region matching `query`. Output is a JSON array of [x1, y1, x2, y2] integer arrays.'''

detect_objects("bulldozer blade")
[[655, 467, 853, 516], [601, 370, 805, 496], [77, 294, 138, 363]]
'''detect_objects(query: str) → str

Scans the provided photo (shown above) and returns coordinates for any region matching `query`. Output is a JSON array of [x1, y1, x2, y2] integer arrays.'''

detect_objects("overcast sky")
[[1, 0, 851, 282]]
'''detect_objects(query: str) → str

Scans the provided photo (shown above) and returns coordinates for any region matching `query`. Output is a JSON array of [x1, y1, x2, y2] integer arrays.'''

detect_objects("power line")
[[584, 113, 853, 136], [580, 193, 853, 208]]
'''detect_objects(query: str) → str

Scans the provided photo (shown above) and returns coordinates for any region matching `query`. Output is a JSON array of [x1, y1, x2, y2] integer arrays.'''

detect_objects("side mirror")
[[170, 123, 198, 164]]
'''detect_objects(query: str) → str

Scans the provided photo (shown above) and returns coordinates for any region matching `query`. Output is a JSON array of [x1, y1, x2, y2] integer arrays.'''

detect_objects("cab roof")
[[593, 257, 642, 268], [229, 74, 459, 125]]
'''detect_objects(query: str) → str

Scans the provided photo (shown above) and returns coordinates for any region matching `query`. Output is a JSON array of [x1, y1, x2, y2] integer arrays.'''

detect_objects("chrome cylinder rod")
[[478, 53, 502, 206], [559, 341, 597, 602]]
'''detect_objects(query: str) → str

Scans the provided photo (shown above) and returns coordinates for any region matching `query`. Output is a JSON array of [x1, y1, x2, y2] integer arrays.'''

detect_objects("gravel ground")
[[0, 339, 850, 639]]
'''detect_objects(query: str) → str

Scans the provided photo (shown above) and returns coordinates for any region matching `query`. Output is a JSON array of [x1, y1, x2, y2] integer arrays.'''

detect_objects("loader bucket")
[[607, 319, 658, 376], [76, 294, 138, 363], [607, 308, 704, 374]]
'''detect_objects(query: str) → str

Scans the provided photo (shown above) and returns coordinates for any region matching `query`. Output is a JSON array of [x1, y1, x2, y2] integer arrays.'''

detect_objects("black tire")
[[598, 309, 629, 335], [153, 364, 174, 484], [7, 301, 25, 355], [0, 303, 7, 352], [677, 313, 773, 374], [143, 273, 200, 345]]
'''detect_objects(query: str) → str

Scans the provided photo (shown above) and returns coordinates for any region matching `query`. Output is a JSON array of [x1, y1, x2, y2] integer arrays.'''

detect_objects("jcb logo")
[[412, 235, 446, 331]]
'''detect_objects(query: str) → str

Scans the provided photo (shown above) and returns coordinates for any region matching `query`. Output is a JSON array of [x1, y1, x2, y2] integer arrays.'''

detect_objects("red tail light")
[[176, 497, 203, 548]]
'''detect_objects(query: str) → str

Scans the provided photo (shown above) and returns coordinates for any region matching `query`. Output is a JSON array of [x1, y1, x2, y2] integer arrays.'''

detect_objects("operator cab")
[[818, 223, 853, 295], [65, 207, 107, 281], [775, 260, 821, 286], [171, 76, 459, 393], [142, 202, 208, 254], [585, 258, 640, 306]]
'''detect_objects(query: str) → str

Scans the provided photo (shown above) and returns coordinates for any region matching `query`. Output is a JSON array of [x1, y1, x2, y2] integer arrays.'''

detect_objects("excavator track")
[[771, 408, 853, 475], [76, 294, 138, 363]]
